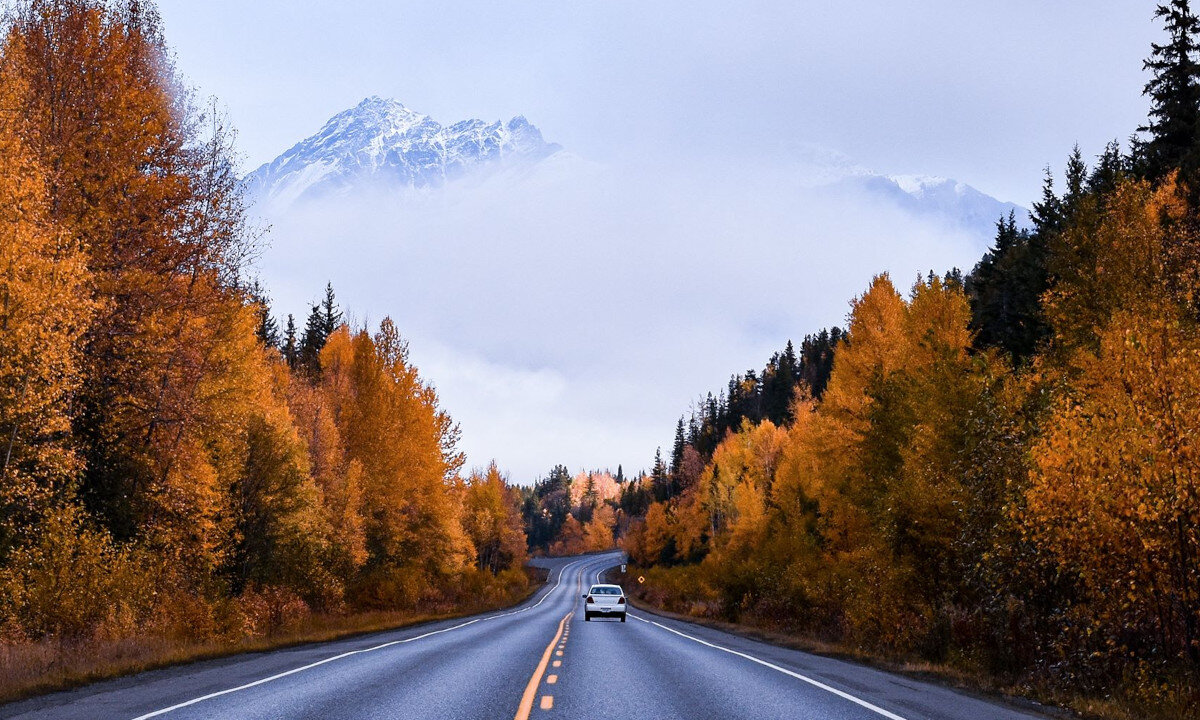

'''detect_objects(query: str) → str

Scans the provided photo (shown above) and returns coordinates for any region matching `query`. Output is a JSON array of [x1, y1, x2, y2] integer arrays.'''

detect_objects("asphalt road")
[[0, 552, 1052, 720]]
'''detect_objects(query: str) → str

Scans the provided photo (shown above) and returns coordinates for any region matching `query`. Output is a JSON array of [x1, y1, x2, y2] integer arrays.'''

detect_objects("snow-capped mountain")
[[847, 173, 1030, 236], [245, 97, 563, 207], [789, 145, 1029, 237], [246, 97, 1027, 241]]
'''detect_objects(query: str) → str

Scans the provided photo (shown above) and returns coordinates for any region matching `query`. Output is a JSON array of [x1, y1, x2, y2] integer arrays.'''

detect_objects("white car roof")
[[590, 584, 622, 590]]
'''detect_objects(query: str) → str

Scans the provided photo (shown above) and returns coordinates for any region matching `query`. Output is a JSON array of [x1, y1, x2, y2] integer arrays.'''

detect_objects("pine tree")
[[249, 280, 279, 349], [282, 314, 298, 368], [966, 212, 1050, 363], [650, 447, 669, 502], [670, 417, 686, 474], [299, 304, 326, 376], [1139, 0, 1200, 184], [1030, 166, 1064, 236], [319, 282, 342, 338]]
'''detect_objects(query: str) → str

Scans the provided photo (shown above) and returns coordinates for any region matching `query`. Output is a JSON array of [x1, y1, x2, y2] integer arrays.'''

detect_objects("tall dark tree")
[[319, 282, 342, 339], [249, 280, 279, 349], [299, 303, 326, 376], [282, 314, 298, 369], [761, 340, 799, 425], [1030, 166, 1065, 236], [650, 447, 670, 502], [1138, 0, 1200, 185], [670, 417, 687, 473], [798, 328, 843, 400], [966, 212, 1050, 364]]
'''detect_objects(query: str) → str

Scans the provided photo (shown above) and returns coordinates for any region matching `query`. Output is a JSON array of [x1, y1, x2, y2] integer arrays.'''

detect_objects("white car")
[[583, 583, 627, 622]]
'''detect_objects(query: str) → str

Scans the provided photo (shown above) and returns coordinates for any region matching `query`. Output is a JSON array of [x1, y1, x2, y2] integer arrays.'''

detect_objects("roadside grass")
[[0, 566, 549, 706], [609, 567, 1193, 720]]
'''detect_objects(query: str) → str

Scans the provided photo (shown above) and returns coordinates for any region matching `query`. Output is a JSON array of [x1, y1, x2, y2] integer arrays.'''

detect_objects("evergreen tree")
[[249, 280, 279, 349], [650, 447, 670, 502], [319, 282, 342, 338], [670, 417, 686, 473], [299, 303, 326, 376], [762, 340, 800, 425], [966, 212, 1050, 363], [1138, 0, 1200, 185], [282, 314, 298, 369], [1030, 166, 1065, 236], [798, 328, 844, 399]]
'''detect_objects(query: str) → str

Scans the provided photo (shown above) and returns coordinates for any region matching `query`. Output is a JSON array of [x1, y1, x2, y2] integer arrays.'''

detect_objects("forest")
[[5, 0, 1200, 716], [0, 0, 529, 697], [521, 2, 1200, 716]]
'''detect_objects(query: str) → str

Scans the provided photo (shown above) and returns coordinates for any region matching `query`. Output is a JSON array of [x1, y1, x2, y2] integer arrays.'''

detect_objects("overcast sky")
[[154, 1, 1163, 480]]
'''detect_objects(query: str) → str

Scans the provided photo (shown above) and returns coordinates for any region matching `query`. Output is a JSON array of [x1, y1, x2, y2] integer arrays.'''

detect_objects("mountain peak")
[[245, 98, 562, 208]]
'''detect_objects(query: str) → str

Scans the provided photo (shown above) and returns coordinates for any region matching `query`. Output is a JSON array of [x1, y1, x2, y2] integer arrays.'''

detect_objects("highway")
[[0, 552, 1050, 720]]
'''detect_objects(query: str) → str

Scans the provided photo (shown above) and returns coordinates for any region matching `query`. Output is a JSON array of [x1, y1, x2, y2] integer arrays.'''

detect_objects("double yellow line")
[[513, 611, 572, 720]]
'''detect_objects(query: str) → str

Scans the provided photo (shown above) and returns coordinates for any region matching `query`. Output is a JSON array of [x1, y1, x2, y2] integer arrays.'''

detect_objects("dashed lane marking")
[[513, 612, 572, 720], [130, 557, 603, 720], [540, 695, 554, 710]]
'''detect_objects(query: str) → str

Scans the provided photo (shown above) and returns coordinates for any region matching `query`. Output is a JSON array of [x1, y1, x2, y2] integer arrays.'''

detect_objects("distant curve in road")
[[0, 552, 1051, 720]]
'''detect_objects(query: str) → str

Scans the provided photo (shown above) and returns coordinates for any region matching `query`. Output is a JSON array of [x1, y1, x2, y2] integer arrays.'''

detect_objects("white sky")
[[154, 1, 1163, 480]]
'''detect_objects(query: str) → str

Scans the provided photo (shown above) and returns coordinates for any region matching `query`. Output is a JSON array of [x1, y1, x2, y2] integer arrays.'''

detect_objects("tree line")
[[620, 2, 1200, 715], [0, 0, 529, 656]]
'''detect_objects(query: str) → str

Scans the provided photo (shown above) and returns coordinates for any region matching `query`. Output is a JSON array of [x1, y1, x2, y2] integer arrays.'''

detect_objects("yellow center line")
[[514, 611, 572, 720]]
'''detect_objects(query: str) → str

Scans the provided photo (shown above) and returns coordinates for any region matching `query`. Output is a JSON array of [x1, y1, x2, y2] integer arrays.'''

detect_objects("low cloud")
[[255, 155, 993, 480]]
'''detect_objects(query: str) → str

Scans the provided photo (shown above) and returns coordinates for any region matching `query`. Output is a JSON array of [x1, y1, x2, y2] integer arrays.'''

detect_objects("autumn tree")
[[321, 320, 471, 606], [1027, 177, 1200, 668], [1, 1, 255, 569], [0, 78, 90, 557], [462, 464, 527, 574]]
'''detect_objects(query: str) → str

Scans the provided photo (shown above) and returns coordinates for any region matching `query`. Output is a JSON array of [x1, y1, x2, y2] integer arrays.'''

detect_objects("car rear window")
[[590, 586, 621, 595]]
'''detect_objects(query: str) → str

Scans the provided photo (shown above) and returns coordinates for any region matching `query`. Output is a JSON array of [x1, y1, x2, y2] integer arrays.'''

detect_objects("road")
[[0, 552, 1051, 720]]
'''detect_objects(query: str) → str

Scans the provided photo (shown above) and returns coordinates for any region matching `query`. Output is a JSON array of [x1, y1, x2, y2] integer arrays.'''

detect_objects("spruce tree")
[[1139, 0, 1200, 184], [651, 447, 669, 502], [670, 417, 686, 473], [319, 282, 342, 338], [248, 280, 279, 349], [299, 303, 326, 376], [282, 314, 299, 369], [1030, 166, 1064, 236]]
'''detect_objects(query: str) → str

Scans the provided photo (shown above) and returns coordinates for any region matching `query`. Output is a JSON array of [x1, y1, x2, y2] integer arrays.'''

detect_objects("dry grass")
[[0, 569, 547, 705]]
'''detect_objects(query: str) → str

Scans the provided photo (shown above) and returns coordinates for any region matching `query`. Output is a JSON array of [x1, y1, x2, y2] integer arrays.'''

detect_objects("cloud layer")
[[256, 154, 995, 481]]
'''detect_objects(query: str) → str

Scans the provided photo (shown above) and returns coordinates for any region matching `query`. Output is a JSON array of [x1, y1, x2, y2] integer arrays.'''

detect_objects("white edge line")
[[629, 613, 909, 720], [130, 555, 612, 720]]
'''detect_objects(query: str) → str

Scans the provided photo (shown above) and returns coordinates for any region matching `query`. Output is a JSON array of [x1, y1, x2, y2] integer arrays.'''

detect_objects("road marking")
[[629, 614, 909, 720], [514, 612, 572, 720], [540, 695, 554, 710], [131, 557, 604, 720], [552, 660, 561, 667], [555, 650, 563, 656], [546, 674, 558, 684]]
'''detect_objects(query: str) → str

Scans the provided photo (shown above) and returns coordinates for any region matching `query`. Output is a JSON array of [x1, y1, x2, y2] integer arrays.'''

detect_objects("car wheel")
[[620, 613, 626, 623], [585, 612, 591, 621]]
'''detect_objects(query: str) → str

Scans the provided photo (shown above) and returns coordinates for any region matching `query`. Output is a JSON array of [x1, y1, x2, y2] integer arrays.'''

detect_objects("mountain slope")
[[245, 97, 1027, 240], [245, 97, 562, 207]]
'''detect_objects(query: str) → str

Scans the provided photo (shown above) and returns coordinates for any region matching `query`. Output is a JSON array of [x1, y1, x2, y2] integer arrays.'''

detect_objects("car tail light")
[[618, 596, 626, 604], [586, 595, 594, 603]]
